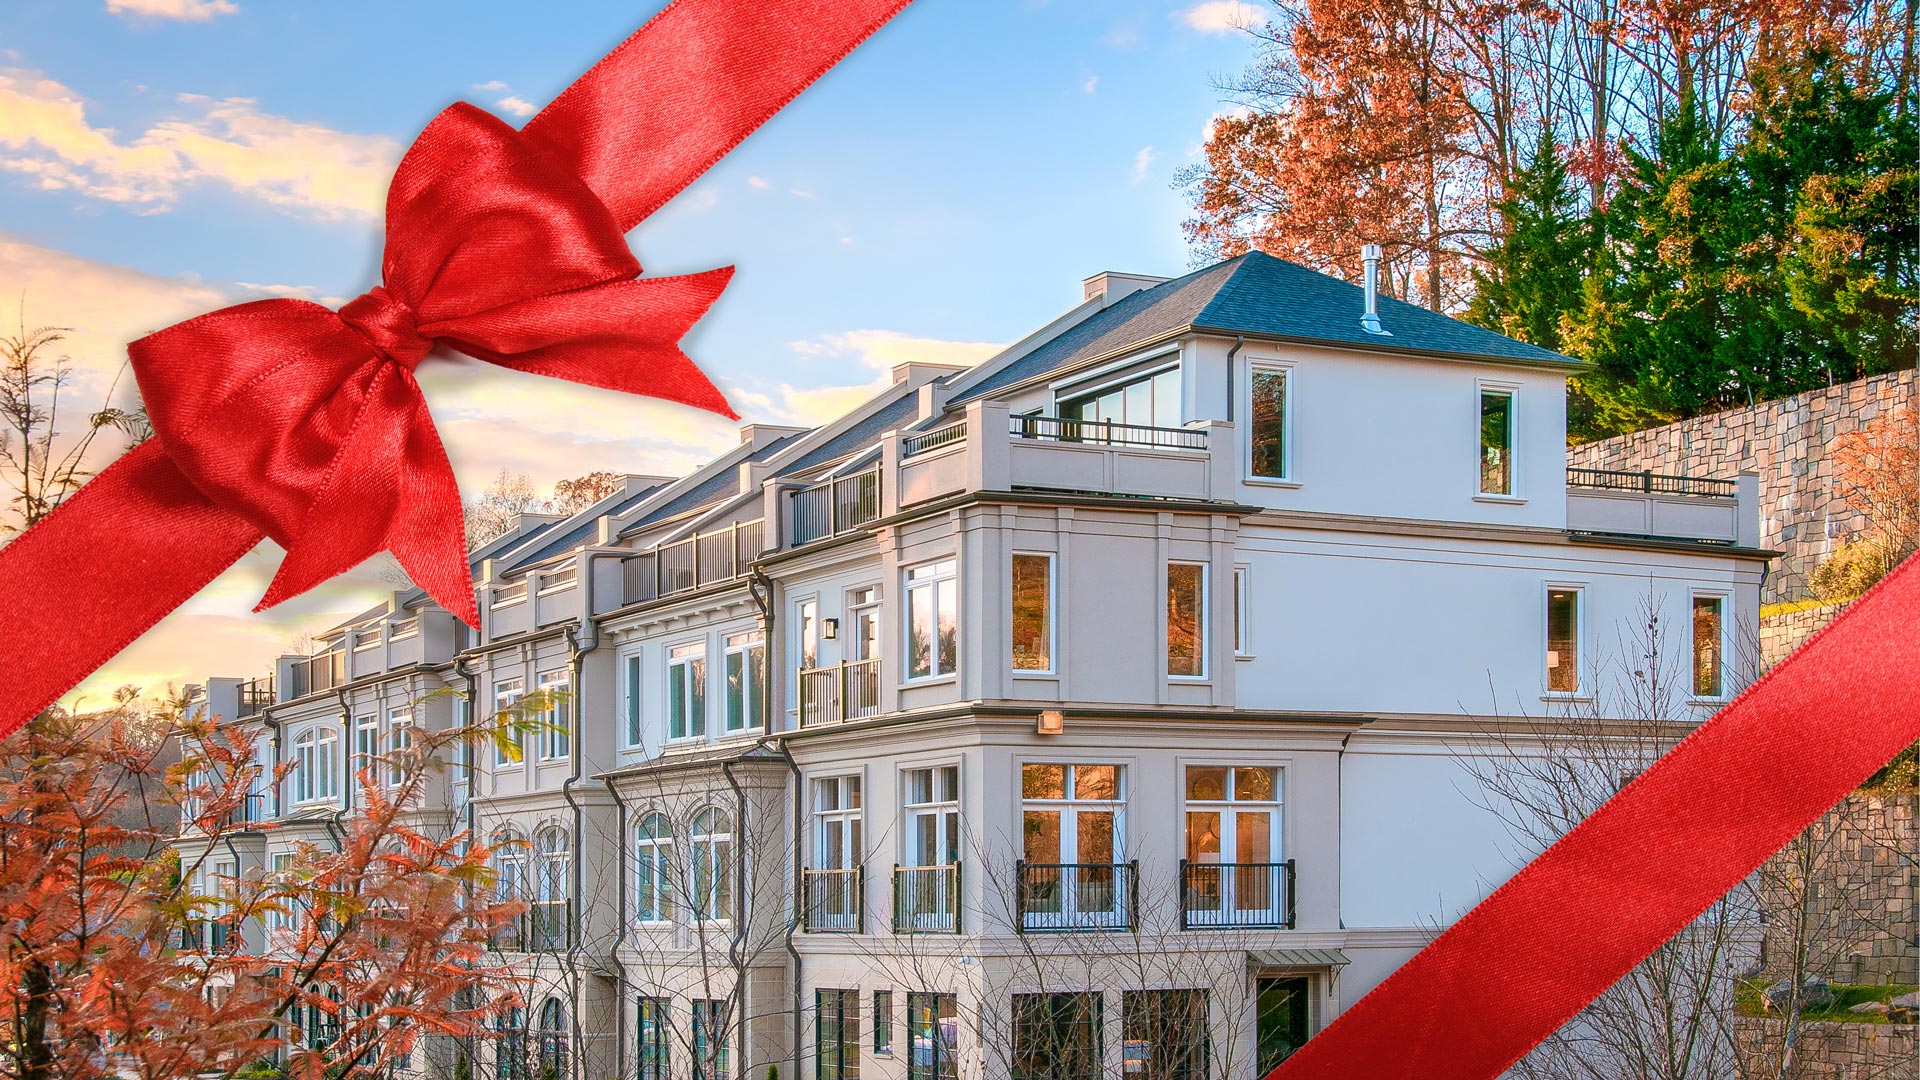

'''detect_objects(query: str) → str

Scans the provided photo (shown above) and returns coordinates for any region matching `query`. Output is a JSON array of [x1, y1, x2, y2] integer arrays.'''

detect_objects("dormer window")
[[1058, 366, 1180, 434]]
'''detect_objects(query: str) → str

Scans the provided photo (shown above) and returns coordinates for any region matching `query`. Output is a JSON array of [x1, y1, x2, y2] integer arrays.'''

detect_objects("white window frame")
[[633, 811, 673, 925], [1019, 763, 1127, 864], [291, 724, 339, 805], [1010, 552, 1056, 676], [689, 807, 734, 924], [1244, 359, 1297, 486], [723, 630, 765, 734], [1475, 379, 1523, 501], [384, 708, 413, 788], [1233, 564, 1253, 659], [537, 670, 571, 761], [1543, 582, 1587, 699], [354, 714, 379, 773], [267, 852, 299, 933], [810, 773, 865, 871], [667, 642, 708, 742], [493, 678, 526, 766], [1166, 561, 1210, 681], [848, 586, 882, 663], [904, 558, 959, 683], [1689, 589, 1733, 702], [796, 598, 820, 674], [621, 651, 645, 749], [900, 763, 962, 867]]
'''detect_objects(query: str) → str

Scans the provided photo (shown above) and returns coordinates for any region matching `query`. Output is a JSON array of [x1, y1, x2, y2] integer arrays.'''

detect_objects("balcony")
[[237, 677, 273, 717], [802, 867, 864, 933], [1015, 861, 1137, 932], [286, 648, 346, 700], [1566, 468, 1758, 546], [892, 863, 961, 933], [789, 469, 881, 546], [528, 900, 573, 951], [890, 400, 1235, 510], [622, 519, 765, 604], [797, 658, 882, 727], [1180, 860, 1294, 930]]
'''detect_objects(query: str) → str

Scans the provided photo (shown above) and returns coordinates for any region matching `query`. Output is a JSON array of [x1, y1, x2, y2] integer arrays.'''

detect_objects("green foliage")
[[768, 1066, 780, 1080], [1735, 980, 1919, 1023], [453, 1054, 472, 1080], [1810, 538, 1903, 601], [1466, 127, 1594, 356]]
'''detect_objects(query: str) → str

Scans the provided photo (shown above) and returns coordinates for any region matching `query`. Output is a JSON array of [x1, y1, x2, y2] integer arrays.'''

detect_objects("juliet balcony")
[[1565, 468, 1760, 547]]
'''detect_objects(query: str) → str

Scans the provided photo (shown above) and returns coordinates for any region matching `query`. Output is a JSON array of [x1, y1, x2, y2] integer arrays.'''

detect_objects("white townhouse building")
[[178, 250, 1768, 1080]]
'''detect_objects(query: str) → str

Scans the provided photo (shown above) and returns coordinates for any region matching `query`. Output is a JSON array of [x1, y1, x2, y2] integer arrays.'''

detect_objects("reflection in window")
[[669, 644, 707, 740], [1480, 389, 1513, 495], [1011, 554, 1053, 672], [1012, 993, 1102, 1080], [1167, 563, 1207, 678], [1547, 588, 1580, 694], [906, 560, 958, 680], [906, 993, 958, 1080], [1122, 989, 1208, 1080], [1250, 365, 1289, 479], [1693, 595, 1724, 697]]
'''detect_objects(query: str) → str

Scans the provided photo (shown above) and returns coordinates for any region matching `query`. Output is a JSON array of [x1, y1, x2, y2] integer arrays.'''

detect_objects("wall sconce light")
[[1037, 709, 1065, 736], [822, 618, 840, 639]]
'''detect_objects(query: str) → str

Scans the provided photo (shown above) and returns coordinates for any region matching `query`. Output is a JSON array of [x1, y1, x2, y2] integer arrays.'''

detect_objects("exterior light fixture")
[[822, 618, 840, 639], [1037, 709, 1065, 736]]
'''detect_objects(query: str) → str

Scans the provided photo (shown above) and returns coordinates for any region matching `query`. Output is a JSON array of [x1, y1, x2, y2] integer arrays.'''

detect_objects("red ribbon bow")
[[130, 103, 735, 627]]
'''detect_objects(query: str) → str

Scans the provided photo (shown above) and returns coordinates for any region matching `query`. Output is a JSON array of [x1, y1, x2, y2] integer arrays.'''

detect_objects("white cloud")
[[106, 0, 238, 21], [0, 67, 400, 219], [1200, 105, 1256, 147], [1132, 145, 1157, 183], [495, 96, 536, 118], [472, 80, 509, 93], [789, 187, 813, 199], [1178, 1, 1264, 33], [749, 330, 1002, 427], [746, 175, 771, 190], [1082, 75, 1099, 94]]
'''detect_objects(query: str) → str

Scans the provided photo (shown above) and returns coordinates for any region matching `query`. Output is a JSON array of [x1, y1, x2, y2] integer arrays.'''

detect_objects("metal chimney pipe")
[[1360, 243, 1391, 336]]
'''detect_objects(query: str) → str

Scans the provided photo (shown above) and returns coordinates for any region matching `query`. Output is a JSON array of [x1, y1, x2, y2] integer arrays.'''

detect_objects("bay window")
[[906, 559, 958, 680]]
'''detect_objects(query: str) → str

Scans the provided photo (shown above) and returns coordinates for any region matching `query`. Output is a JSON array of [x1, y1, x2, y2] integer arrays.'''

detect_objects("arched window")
[[291, 726, 340, 804], [491, 831, 528, 951], [533, 826, 572, 949], [635, 812, 673, 923], [496, 1003, 528, 1080], [538, 997, 570, 1078], [690, 808, 733, 922]]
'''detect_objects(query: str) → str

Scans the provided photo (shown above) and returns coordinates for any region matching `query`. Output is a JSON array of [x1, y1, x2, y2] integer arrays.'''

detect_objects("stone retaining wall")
[[1734, 1016, 1919, 1079]]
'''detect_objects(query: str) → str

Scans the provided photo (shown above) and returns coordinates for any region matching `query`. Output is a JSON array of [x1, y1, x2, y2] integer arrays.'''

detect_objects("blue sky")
[[0, 0, 1268, 700]]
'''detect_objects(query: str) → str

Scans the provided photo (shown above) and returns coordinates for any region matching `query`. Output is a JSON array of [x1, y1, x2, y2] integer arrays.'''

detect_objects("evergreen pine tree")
[[1466, 126, 1594, 355]]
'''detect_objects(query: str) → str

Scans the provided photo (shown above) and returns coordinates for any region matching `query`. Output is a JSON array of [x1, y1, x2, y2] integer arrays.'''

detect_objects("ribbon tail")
[[389, 392, 480, 629], [523, 0, 914, 229], [0, 441, 261, 737]]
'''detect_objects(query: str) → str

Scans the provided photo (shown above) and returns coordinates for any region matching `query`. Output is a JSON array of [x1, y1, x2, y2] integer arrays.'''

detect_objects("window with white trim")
[[1233, 565, 1251, 656], [291, 725, 339, 804], [623, 653, 644, 748], [1248, 363, 1290, 480], [634, 811, 672, 923], [267, 852, 299, 933], [1167, 562, 1207, 678], [1480, 387, 1515, 495], [385, 708, 413, 788], [668, 643, 707, 740], [532, 826, 571, 949], [537, 670, 571, 760], [493, 678, 525, 766], [1546, 587, 1581, 694], [724, 631, 765, 733], [902, 765, 960, 866], [690, 808, 734, 922], [906, 559, 958, 680], [1692, 593, 1727, 698], [1011, 554, 1053, 673], [354, 714, 378, 772]]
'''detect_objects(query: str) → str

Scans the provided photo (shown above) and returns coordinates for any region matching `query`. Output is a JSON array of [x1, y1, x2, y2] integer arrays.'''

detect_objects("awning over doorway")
[[1247, 948, 1351, 969]]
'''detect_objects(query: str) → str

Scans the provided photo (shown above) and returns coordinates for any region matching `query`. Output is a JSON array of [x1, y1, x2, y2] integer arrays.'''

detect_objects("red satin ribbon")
[[0, 0, 912, 731], [1271, 554, 1920, 1080]]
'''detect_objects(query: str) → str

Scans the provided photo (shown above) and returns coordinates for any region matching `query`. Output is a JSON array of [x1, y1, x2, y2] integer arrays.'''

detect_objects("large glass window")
[[1122, 990, 1208, 1080], [1249, 365, 1289, 479], [725, 631, 766, 733], [691, 808, 734, 922], [634, 812, 673, 923], [817, 989, 861, 1080], [669, 643, 708, 740], [694, 999, 731, 1080], [905, 993, 958, 1080], [493, 678, 525, 766], [903, 766, 960, 867], [1693, 595, 1725, 698], [1012, 993, 1102, 1080], [637, 998, 669, 1080], [906, 560, 959, 680], [1255, 976, 1312, 1074], [537, 997, 569, 1078], [1184, 766, 1284, 925], [1021, 765, 1124, 927], [1547, 588, 1581, 694], [537, 670, 571, 760], [1060, 367, 1181, 431], [1167, 563, 1207, 678], [1480, 388, 1513, 495], [1011, 554, 1053, 673]]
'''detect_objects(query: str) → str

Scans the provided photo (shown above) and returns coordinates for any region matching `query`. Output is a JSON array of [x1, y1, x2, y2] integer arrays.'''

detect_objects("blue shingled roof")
[[501, 483, 666, 572], [776, 388, 929, 478], [954, 251, 1575, 403], [617, 432, 806, 538]]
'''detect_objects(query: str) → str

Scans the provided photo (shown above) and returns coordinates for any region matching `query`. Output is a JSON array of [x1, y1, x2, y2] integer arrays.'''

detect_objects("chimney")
[[1360, 244, 1391, 336], [1082, 271, 1172, 305]]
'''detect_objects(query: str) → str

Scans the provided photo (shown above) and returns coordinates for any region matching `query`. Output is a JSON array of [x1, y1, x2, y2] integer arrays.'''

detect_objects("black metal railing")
[[1010, 414, 1209, 451], [1566, 467, 1737, 499], [642, 519, 765, 599], [797, 658, 882, 727], [528, 900, 574, 951], [287, 649, 346, 700], [178, 920, 235, 953], [1179, 860, 1294, 930], [230, 793, 271, 829], [790, 469, 881, 546], [902, 423, 967, 458], [802, 866, 864, 933], [237, 677, 274, 716], [892, 863, 960, 933], [1015, 861, 1137, 932]]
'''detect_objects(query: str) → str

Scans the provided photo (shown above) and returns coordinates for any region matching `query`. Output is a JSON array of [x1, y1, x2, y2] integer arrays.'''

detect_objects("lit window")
[[1480, 388, 1514, 495], [724, 631, 766, 733], [1693, 595, 1725, 698], [1011, 554, 1053, 672], [1020, 765, 1125, 929], [1547, 588, 1581, 694], [906, 559, 959, 680], [668, 643, 708, 740], [1167, 563, 1207, 678], [1249, 365, 1289, 480]]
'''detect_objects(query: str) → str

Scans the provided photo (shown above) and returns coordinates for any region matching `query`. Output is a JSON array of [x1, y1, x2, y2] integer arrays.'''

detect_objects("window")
[[817, 989, 861, 1080], [694, 999, 731, 1080], [668, 644, 708, 740], [537, 670, 571, 760], [1479, 387, 1514, 495], [637, 998, 670, 1080], [849, 587, 881, 662], [1255, 976, 1312, 1073], [491, 832, 527, 950], [905, 993, 958, 1080], [354, 714, 378, 772], [1021, 765, 1125, 926], [1693, 595, 1726, 698], [624, 654, 644, 748], [291, 726, 339, 804], [1249, 364, 1290, 480], [691, 808, 734, 922], [532, 826, 571, 949], [1167, 563, 1207, 678], [1012, 993, 1102, 1080], [906, 559, 958, 680], [1122, 990, 1207, 1080], [724, 631, 766, 733], [903, 766, 960, 867], [1060, 366, 1181, 431], [1546, 588, 1581, 694], [1233, 566, 1251, 656], [813, 775, 864, 870], [267, 852, 299, 933], [496, 1005, 527, 1080], [384, 709, 413, 788], [537, 997, 569, 1078], [1011, 554, 1053, 673], [635, 812, 673, 923], [798, 599, 820, 672], [873, 991, 893, 1055], [1184, 766, 1285, 925], [493, 678, 525, 766]]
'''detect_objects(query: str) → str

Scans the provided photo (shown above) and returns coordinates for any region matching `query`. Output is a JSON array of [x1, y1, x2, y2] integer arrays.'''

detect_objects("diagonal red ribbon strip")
[[1271, 552, 1920, 1080]]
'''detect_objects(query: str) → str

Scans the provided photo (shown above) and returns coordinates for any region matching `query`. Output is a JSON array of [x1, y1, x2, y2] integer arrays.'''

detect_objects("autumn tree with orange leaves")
[[0, 697, 527, 1080]]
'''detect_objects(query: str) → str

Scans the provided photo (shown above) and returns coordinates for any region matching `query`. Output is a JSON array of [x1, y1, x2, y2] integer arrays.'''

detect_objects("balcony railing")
[[1567, 467, 1737, 499], [893, 863, 960, 933], [286, 649, 346, 700], [1016, 861, 1137, 932], [791, 469, 881, 546], [1011, 414, 1210, 451], [528, 900, 573, 951], [178, 920, 235, 953], [797, 658, 882, 727], [802, 867, 865, 933], [647, 519, 765, 599], [902, 423, 967, 458], [1179, 860, 1294, 930], [237, 677, 274, 717]]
